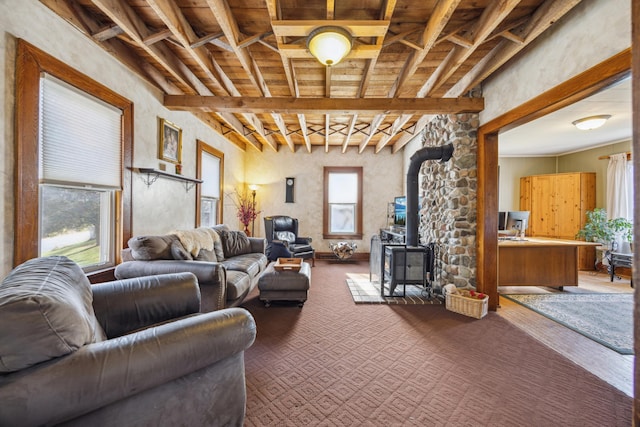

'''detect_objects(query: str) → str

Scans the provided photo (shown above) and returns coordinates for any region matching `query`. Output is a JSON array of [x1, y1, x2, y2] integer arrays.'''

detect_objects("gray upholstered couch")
[[115, 224, 269, 311], [0, 256, 256, 426]]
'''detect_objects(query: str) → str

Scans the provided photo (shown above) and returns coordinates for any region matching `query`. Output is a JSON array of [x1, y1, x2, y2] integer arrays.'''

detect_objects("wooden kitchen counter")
[[498, 237, 598, 288]]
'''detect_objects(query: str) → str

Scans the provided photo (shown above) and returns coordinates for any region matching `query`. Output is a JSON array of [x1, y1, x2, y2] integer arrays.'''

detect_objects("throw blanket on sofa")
[[172, 228, 220, 258]]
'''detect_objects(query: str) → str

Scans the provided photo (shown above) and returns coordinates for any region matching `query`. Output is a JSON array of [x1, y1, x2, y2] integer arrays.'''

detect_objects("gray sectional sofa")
[[114, 225, 268, 311]]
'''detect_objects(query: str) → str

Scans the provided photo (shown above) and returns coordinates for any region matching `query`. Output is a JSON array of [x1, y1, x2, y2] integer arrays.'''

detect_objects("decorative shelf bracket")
[[135, 167, 202, 192]]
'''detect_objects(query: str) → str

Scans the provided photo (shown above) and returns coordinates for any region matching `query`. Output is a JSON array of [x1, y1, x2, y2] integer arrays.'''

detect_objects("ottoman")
[[258, 261, 311, 307]]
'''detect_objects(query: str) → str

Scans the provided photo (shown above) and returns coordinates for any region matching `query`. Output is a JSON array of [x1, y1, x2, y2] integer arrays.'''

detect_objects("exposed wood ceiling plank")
[[190, 32, 225, 49], [142, 29, 173, 45], [206, 0, 293, 152], [392, 115, 432, 153], [297, 114, 312, 152], [271, 20, 389, 38], [279, 44, 380, 59], [368, 0, 461, 152], [91, 0, 218, 96], [144, 0, 228, 94], [237, 32, 273, 49], [266, 0, 296, 97], [417, 0, 520, 98], [163, 95, 484, 114], [446, 0, 583, 97], [147, 0, 278, 152], [342, 114, 358, 153], [325, 114, 330, 152], [92, 24, 123, 41], [359, 114, 384, 153], [41, 0, 582, 155], [357, 0, 397, 98], [391, 0, 462, 98], [327, 0, 335, 20], [375, 113, 412, 152]]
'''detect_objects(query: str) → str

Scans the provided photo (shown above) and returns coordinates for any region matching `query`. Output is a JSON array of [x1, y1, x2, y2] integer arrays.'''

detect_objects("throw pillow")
[[170, 239, 193, 260], [0, 256, 106, 373], [218, 230, 251, 258], [127, 235, 176, 260], [275, 231, 296, 243]]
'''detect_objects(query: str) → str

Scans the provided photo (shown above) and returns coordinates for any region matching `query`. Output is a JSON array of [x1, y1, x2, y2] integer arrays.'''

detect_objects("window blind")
[[39, 74, 122, 188], [328, 172, 357, 203], [201, 151, 221, 198]]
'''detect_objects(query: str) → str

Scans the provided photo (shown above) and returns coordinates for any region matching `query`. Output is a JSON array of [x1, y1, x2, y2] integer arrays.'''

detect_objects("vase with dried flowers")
[[231, 188, 260, 236]]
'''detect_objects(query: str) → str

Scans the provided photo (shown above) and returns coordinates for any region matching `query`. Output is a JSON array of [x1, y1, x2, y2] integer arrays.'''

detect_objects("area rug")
[[502, 293, 633, 355], [345, 273, 439, 304]]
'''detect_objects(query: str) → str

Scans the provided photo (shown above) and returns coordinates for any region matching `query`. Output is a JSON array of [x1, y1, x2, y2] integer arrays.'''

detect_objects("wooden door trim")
[[476, 49, 631, 311]]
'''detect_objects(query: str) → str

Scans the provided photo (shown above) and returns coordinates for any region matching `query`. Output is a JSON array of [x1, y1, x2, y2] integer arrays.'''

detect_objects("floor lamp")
[[249, 184, 259, 236]]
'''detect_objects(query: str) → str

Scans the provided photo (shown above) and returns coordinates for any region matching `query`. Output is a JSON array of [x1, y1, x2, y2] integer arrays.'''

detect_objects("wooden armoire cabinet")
[[520, 172, 596, 270]]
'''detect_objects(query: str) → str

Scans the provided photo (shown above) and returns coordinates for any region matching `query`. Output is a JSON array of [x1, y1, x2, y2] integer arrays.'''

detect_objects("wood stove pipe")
[[405, 144, 455, 247]]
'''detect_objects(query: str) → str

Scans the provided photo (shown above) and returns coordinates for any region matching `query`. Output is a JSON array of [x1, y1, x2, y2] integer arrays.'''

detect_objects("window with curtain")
[[196, 141, 224, 227], [323, 167, 363, 239], [606, 152, 634, 222], [38, 74, 122, 271]]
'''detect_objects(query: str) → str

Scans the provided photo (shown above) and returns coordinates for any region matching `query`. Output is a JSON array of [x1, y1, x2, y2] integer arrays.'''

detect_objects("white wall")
[[245, 146, 403, 253], [0, 0, 246, 276]]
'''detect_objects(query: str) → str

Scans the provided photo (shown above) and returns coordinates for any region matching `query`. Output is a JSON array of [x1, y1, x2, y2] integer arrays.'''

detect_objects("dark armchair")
[[0, 256, 256, 426], [264, 215, 315, 266]]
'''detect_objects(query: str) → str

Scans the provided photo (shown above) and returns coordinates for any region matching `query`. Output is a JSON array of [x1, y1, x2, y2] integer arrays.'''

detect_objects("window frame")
[[323, 166, 363, 239], [195, 140, 224, 227], [15, 39, 132, 281]]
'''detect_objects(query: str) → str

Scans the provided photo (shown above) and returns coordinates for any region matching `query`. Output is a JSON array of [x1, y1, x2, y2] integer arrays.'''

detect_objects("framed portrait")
[[158, 118, 182, 164]]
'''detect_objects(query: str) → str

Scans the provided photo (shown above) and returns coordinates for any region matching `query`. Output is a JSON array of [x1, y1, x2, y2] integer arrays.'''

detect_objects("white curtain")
[[606, 153, 632, 220]]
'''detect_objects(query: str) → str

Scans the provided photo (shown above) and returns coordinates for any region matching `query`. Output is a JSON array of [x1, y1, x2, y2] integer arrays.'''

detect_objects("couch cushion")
[[0, 256, 105, 373], [222, 253, 268, 279], [218, 230, 251, 258], [128, 235, 176, 260], [225, 270, 252, 301]]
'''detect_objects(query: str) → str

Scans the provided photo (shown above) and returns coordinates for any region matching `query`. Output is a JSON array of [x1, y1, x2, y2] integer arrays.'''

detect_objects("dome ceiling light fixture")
[[571, 115, 612, 130], [307, 26, 352, 66]]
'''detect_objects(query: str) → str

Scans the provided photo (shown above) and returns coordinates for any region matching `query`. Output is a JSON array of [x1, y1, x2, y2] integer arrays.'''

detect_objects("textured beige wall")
[[480, 0, 631, 124], [0, 0, 245, 276], [245, 146, 403, 253]]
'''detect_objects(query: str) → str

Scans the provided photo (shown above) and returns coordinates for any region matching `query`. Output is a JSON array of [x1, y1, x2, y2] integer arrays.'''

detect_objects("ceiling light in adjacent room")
[[307, 26, 352, 66], [572, 115, 611, 130]]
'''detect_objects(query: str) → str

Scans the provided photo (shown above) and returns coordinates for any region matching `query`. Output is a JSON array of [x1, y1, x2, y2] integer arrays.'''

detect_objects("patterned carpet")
[[240, 261, 631, 426], [345, 273, 438, 304], [502, 293, 633, 355]]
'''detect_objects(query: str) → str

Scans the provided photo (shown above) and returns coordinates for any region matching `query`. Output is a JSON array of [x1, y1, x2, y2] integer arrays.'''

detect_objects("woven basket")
[[445, 293, 489, 319]]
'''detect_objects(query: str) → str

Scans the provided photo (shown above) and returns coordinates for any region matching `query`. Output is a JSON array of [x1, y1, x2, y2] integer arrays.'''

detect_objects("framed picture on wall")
[[158, 118, 182, 164]]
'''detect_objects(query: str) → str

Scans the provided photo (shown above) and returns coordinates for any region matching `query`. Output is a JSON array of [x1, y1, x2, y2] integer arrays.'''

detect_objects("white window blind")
[[39, 74, 122, 188], [329, 172, 357, 203], [201, 151, 221, 198]]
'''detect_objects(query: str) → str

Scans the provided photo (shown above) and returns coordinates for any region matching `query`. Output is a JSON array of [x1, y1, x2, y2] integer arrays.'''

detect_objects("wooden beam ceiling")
[[40, 0, 584, 153]]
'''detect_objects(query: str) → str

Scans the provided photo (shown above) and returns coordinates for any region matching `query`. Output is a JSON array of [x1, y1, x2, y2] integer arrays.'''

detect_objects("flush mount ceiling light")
[[571, 115, 612, 130], [307, 26, 352, 66]]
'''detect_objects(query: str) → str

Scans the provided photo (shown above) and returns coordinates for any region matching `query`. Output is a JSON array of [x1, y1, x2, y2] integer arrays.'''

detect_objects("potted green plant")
[[576, 208, 633, 249]]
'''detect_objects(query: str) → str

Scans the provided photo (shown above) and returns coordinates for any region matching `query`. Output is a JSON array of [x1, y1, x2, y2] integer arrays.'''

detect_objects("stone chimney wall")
[[419, 114, 479, 289]]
